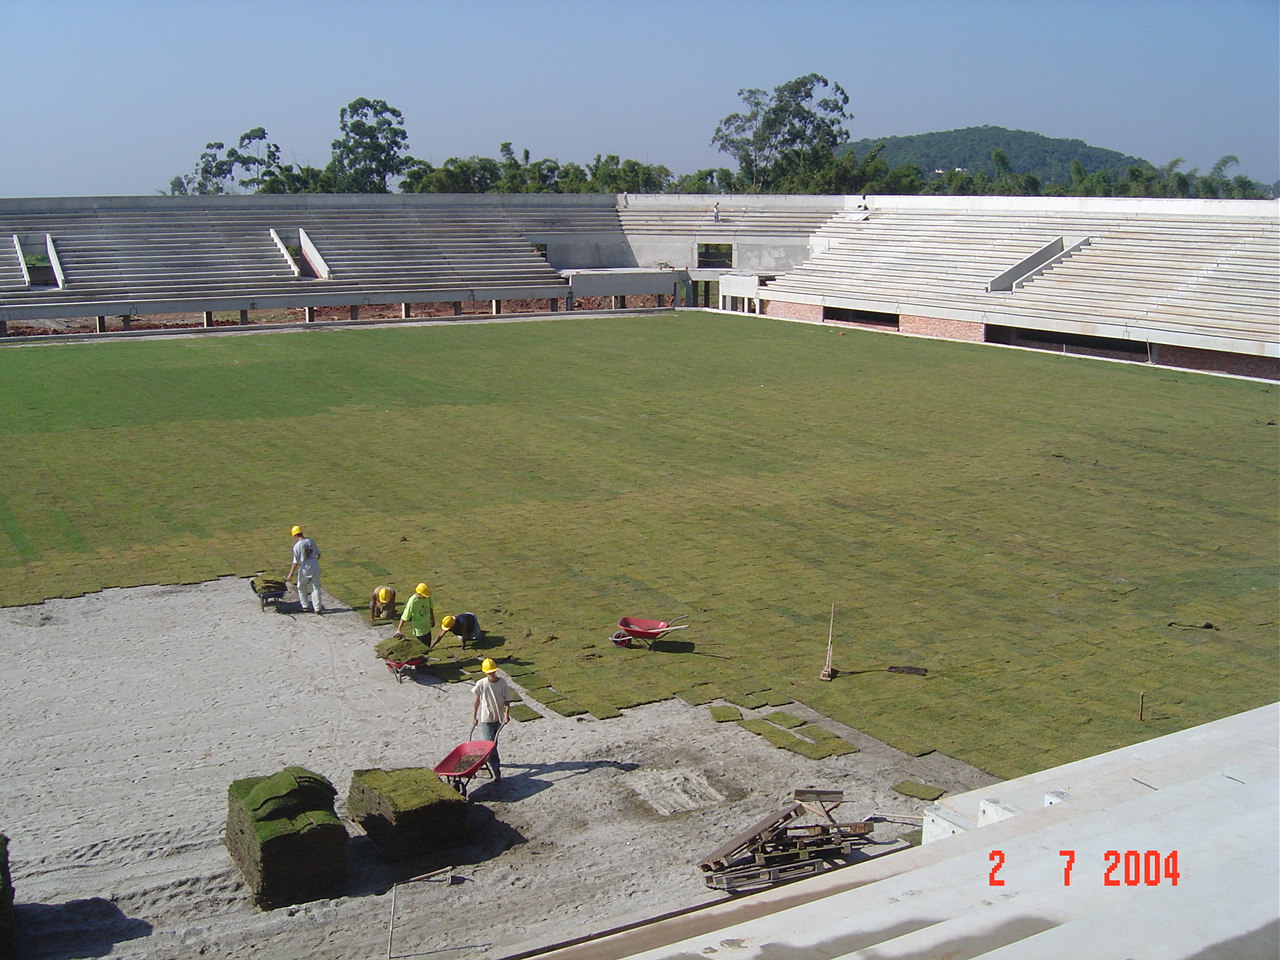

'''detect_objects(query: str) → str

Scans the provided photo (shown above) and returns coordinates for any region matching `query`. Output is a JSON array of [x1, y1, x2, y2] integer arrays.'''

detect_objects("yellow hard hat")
[[415, 583, 431, 597], [290, 525, 303, 536], [442, 615, 456, 630], [481, 658, 498, 674], [377, 587, 391, 603]]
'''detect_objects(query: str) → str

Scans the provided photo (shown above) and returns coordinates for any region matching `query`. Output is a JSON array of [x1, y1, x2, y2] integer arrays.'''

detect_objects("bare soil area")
[[0, 579, 996, 960]]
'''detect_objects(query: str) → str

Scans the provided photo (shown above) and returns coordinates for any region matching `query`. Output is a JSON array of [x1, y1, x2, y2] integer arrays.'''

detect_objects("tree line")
[[169, 80, 1271, 200]]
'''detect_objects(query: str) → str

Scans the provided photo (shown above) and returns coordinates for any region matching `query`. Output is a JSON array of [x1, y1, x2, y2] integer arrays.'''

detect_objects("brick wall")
[[762, 300, 822, 323], [1156, 344, 1280, 381], [899, 314, 985, 342]]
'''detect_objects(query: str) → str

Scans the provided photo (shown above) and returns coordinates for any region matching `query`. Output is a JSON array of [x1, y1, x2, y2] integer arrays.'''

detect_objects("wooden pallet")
[[699, 789, 876, 892], [705, 857, 827, 892]]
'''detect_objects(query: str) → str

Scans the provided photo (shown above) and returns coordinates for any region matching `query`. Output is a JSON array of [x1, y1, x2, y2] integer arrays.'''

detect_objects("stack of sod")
[[250, 576, 287, 595], [225, 766, 347, 910], [374, 635, 431, 663], [346, 768, 468, 860], [0, 833, 13, 960]]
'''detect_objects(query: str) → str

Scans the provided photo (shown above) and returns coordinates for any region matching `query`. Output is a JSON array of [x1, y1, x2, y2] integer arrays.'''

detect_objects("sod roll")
[[226, 766, 347, 910], [251, 576, 287, 595], [347, 768, 468, 859], [374, 635, 431, 663]]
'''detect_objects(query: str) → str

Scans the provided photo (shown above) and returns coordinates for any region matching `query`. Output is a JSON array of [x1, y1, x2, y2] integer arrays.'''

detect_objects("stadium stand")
[[754, 197, 1278, 378], [0, 193, 1275, 377]]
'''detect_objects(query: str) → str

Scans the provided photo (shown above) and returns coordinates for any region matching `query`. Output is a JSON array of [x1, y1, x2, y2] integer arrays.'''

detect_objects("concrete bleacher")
[[761, 201, 1279, 359], [618, 193, 843, 239], [1, 194, 1274, 376], [0, 196, 581, 320], [535, 703, 1279, 960]]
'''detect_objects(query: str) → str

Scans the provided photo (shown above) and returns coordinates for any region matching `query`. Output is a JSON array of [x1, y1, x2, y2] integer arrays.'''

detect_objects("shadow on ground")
[[14, 898, 152, 959], [344, 804, 528, 899]]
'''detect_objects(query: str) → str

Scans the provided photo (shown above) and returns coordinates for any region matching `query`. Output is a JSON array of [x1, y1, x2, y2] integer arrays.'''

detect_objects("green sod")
[[508, 703, 542, 722], [709, 705, 743, 723], [893, 780, 946, 802], [1, 312, 1276, 778]]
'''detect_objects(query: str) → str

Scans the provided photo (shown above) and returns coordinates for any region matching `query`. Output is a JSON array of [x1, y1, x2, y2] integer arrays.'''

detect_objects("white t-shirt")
[[291, 537, 320, 576], [472, 675, 511, 723]]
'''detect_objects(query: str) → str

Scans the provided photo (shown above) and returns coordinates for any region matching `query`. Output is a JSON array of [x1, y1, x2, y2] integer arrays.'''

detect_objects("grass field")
[[1, 312, 1275, 777]]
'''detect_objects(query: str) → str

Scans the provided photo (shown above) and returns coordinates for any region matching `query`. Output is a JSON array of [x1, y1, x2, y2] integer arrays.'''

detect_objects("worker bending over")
[[436, 612, 482, 649], [370, 585, 396, 621]]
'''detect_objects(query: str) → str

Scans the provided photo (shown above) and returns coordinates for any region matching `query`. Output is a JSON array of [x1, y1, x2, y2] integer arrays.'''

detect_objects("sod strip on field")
[[508, 703, 541, 722], [709, 705, 743, 723], [737, 718, 833, 759], [1, 313, 1275, 778], [893, 780, 946, 802]]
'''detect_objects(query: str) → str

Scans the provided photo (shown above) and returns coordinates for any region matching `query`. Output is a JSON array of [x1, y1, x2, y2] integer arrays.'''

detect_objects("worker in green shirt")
[[393, 582, 435, 644]]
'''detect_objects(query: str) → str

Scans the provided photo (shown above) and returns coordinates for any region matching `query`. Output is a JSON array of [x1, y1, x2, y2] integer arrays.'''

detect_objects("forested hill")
[[842, 126, 1147, 185]]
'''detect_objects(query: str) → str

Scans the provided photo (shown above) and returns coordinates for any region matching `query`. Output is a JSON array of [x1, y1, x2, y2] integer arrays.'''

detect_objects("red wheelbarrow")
[[433, 727, 500, 796], [383, 655, 427, 683], [611, 614, 688, 648]]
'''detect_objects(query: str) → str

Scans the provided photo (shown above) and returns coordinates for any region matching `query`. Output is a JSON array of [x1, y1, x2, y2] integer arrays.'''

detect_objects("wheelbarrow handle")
[[669, 615, 689, 625], [469, 722, 504, 744]]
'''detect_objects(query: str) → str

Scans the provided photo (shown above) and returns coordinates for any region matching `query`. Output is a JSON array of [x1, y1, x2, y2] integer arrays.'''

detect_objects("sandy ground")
[[0, 578, 998, 960]]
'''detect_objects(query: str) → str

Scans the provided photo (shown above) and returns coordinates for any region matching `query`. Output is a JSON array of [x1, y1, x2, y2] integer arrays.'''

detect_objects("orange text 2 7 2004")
[[988, 849, 1180, 887]]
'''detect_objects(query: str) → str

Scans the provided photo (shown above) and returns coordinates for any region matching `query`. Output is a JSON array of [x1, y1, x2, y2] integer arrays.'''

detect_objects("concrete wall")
[[541, 236, 635, 270]]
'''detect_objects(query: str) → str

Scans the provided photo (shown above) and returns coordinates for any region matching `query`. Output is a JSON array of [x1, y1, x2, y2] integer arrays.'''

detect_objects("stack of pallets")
[[698, 789, 873, 892]]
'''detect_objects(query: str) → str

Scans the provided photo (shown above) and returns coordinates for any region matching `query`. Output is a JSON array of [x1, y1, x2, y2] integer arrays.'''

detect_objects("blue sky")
[[2, 0, 1276, 197]]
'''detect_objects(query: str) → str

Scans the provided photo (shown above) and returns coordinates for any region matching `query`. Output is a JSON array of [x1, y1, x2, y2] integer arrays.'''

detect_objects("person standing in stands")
[[286, 525, 323, 614]]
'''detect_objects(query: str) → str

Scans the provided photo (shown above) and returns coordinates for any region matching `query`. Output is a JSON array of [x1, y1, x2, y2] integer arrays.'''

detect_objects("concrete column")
[[453, 302, 463, 317], [203, 311, 214, 328], [550, 298, 558, 312], [120, 315, 132, 331], [567, 292, 576, 311], [96, 316, 107, 333], [238, 309, 249, 326], [304, 306, 316, 323], [349, 305, 359, 322], [491, 300, 501, 315], [0, 320, 6, 336], [401, 303, 411, 319], [656, 294, 665, 308]]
